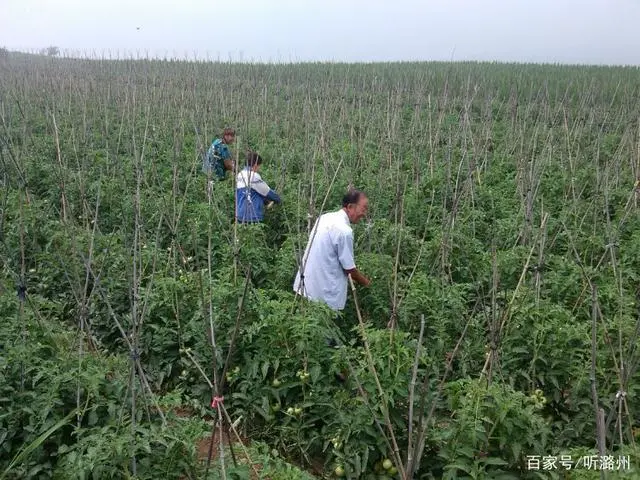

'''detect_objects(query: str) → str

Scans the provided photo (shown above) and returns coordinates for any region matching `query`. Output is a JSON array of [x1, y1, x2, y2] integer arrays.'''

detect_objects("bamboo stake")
[[348, 275, 406, 479], [406, 314, 426, 476]]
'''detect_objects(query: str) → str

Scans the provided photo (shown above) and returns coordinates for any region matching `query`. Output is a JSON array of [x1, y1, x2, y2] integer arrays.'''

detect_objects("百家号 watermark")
[[526, 454, 631, 471]]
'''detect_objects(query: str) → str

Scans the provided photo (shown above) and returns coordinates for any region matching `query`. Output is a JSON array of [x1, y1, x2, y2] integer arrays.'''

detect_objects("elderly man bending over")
[[293, 189, 371, 312]]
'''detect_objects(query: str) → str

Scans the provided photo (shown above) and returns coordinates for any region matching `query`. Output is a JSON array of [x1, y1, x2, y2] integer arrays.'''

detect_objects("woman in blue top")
[[236, 152, 281, 223]]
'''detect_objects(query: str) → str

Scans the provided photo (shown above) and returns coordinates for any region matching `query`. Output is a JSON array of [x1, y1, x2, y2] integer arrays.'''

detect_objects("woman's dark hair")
[[342, 188, 365, 207], [246, 151, 263, 167]]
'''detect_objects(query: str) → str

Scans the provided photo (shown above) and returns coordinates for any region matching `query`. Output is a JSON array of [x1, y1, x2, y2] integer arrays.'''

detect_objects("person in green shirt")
[[203, 127, 236, 181]]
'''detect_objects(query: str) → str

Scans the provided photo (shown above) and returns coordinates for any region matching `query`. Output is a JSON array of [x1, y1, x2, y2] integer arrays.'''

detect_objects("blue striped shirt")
[[236, 167, 281, 222]]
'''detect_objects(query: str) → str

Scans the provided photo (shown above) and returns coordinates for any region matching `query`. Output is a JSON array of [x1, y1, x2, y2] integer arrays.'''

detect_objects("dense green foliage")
[[1, 52, 640, 478]]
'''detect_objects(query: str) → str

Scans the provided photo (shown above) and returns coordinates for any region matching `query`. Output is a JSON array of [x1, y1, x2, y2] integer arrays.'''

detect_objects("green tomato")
[[272, 378, 281, 387], [334, 465, 345, 477], [382, 459, 393, 470], [271, 403, 281, 412], [388, 466, 398, 475], [294, 407, 302, 415]]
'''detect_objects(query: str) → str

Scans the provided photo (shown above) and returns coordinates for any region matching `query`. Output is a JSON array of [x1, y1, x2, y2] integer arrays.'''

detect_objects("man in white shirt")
[[293, 189, 371, 311]]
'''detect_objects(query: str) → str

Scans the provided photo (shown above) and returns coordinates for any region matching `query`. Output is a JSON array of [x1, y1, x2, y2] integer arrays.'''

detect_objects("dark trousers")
[[325, 313, 343, 348]]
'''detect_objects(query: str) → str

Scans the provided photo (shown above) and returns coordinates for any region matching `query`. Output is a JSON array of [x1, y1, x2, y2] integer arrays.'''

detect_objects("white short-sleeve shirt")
[[293, 209, 356, 311]]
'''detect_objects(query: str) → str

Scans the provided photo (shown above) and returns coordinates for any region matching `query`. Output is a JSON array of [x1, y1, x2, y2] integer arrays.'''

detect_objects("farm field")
[[1, 51, 640, 479]]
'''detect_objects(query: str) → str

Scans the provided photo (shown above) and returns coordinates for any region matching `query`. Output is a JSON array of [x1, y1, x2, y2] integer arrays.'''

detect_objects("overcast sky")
[[1, 0, 639, 65]]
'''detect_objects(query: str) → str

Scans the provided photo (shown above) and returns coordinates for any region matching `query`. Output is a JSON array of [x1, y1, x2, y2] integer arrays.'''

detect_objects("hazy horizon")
[[2, 0, 639, 66]]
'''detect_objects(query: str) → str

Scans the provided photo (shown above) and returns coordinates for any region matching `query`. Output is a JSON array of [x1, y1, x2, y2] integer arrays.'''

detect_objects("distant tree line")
[[41, 46, 60, 56], [0, 46, 60, 58]]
